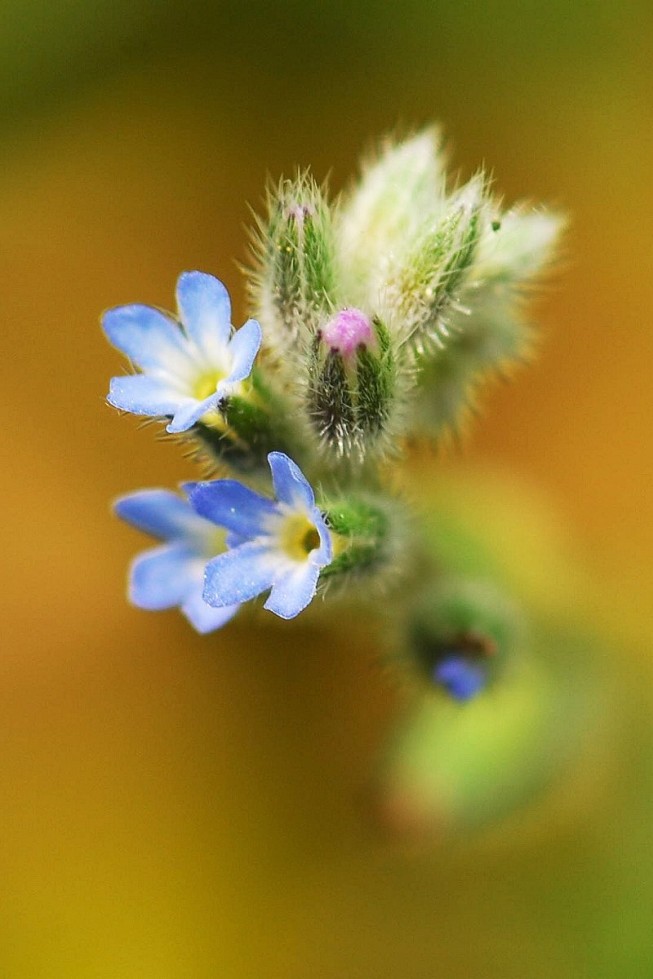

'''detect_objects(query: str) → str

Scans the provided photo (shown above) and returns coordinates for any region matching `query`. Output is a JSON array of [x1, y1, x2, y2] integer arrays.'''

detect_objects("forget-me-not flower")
[[188, 452, 333, 620], [103, 271, 262, 433], [432, 654, 488, 701], [114, 488, 240, 633]]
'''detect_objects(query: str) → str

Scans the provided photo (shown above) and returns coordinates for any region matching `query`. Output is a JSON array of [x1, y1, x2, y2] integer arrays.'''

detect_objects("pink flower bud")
[[321, 308, 375, 358]]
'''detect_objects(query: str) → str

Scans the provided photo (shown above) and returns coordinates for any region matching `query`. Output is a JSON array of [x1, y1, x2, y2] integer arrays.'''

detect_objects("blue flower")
[[432, 654, 488, 701], [103, 271, 262, 433], [188, 452, 333, 620], [114, 488, 240, 633]]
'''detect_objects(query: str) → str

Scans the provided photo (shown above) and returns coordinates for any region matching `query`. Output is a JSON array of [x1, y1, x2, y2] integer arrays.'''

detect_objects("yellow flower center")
[[193, 371, 225, 401], [279, 513, 321, 561]]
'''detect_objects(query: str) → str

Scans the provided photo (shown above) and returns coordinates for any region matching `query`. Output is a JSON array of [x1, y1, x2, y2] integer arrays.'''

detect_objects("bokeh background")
[[2, 0, 653, 975]]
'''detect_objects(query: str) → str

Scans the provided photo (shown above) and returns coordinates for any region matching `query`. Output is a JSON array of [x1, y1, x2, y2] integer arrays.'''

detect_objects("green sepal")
[[308, 347, 356, 449], [356, 317, 395, 437], [193, 371, 302, 474], [266, 195, 303, 336], [321, 497, 389, 578]]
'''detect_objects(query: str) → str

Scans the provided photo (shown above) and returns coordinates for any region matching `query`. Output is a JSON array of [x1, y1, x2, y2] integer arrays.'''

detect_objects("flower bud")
[[384, 173, 486, 355], [337, 129, 446, 304], [411, 205, 565, 439], [250, 172, 338, 356], [407, 578, 520, 699], [306, 309, 396, 458]]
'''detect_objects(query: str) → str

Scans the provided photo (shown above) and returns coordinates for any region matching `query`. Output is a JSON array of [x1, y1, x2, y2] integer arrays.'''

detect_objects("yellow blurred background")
[[2, 1, 652, 975]]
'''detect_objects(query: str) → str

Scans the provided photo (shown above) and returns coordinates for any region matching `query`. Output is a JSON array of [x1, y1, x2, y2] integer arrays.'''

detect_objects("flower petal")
[[268, 452, 315, 509], [222, 318, 262, 387], [166, 393, 221, 433], [114, 489, 208, 541], [264, 561, 321, 619], [188, 481, 277, 538], [102, 304, 189, 372], [181, 588, 240, 633], [129, 543, 201, 610], [316, 519, 333, 564], [203, 542, 277, 607], [108, 374, 183, 417], [226, 531, 248, 548], [176, 271, 231, 354]]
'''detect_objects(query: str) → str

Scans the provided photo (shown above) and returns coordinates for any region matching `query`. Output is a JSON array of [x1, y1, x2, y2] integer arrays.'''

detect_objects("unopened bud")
[[385, 173, 485, 354], [338, 129, 446, 302], [251, 173, 338, 355], [306, 311, 395, 458], [321, 307, 376, 357], [408, 579, 520, 699]]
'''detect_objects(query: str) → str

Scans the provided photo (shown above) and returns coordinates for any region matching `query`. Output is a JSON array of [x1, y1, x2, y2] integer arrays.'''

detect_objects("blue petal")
[[189, 481, 277, 538], [102, 304, 189, 372], [166, 392, 221, 433], [223, 318, 262, 385], [181, 587, 240, 633], [313, 517, 333, 565], [108, 374, 182, 417], [226, 531, 248, 548], [175, 271, 231, 352], [203, 542, 277, 607], [268, 452, 315, 509], [264, 562, 321, 619], [114, 489, 207, 541], [129, 543, 201, 610]]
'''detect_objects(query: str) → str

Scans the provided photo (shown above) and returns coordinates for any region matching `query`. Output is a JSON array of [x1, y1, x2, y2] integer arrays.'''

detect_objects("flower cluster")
[[114, 450, 332, 630], [104, 129, 562, 699]]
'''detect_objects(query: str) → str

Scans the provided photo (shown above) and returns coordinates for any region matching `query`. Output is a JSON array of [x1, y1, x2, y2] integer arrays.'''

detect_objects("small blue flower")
[[432, 654, 488, 701], [188, 452, 333, 620], [103, 271, 262, 433], [114, 488, 240, 633]]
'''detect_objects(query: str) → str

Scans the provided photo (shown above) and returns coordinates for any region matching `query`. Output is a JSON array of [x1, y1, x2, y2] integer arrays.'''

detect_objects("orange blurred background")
[[1, 1, 652, 975]]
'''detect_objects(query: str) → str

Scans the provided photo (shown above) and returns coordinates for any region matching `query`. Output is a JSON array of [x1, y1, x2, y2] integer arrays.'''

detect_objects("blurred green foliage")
[[3, 0, 651, 138]]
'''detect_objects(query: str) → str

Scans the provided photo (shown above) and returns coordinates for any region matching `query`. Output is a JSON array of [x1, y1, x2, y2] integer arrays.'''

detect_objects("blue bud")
[[432, 653, 488, 701]]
